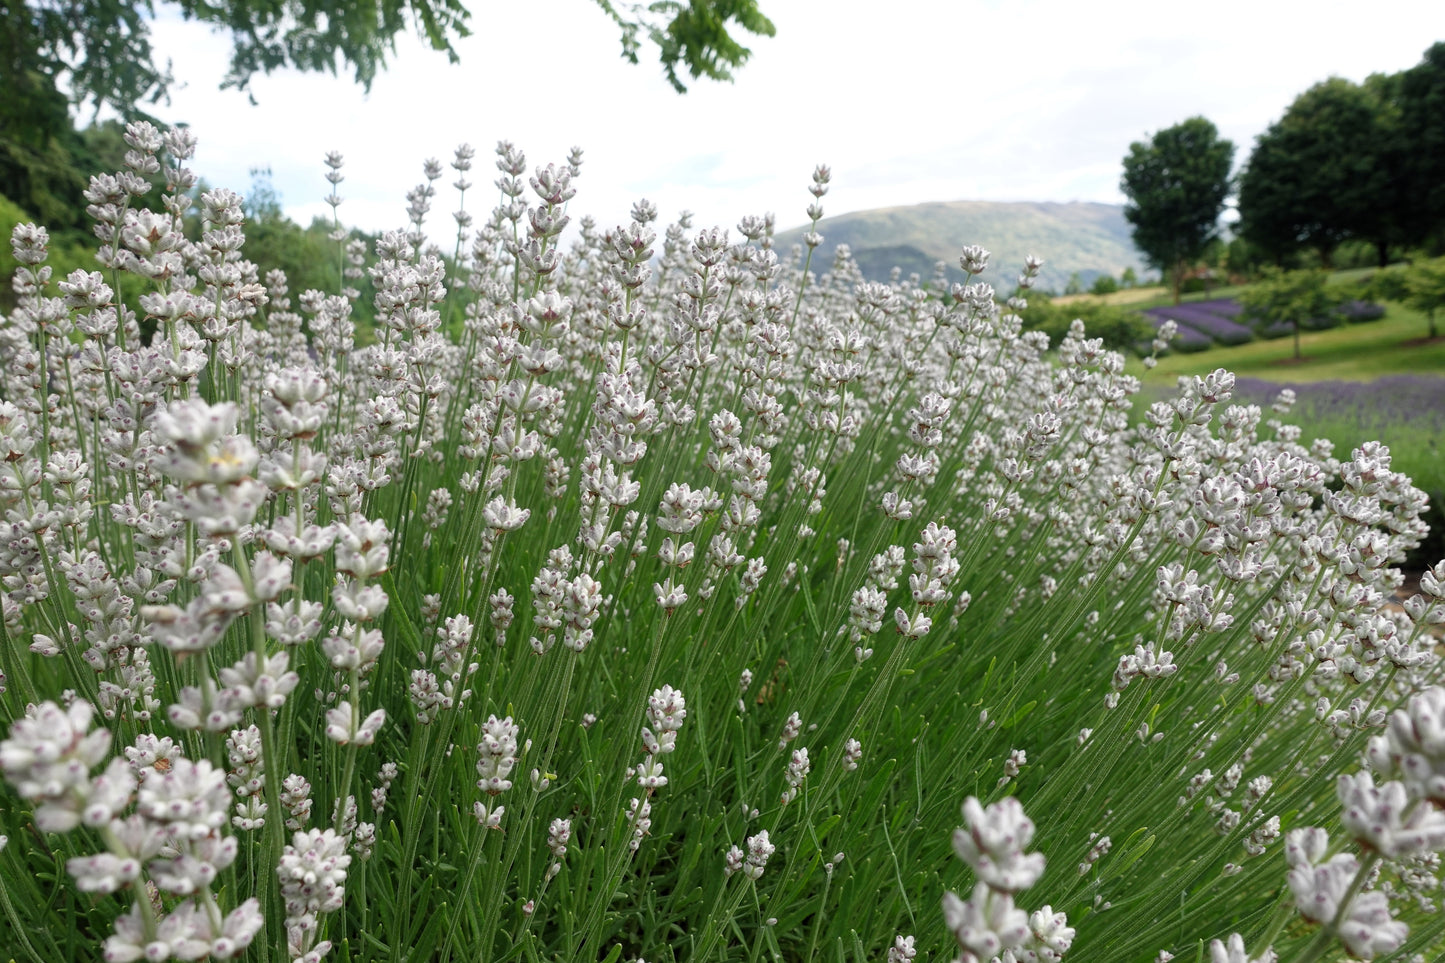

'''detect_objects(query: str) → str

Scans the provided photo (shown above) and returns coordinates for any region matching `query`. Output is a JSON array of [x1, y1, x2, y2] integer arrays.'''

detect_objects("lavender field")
[[1142, 299, 1255, 347], [1232, 375, 1445, 564]]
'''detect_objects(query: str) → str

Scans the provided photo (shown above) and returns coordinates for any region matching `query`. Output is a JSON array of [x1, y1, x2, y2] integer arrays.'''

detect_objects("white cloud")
[[142, 0, 1440, 239]]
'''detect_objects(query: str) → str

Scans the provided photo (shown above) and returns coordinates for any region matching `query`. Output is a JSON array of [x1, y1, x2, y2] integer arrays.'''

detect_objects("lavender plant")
[[0, 122, 1442, 963]]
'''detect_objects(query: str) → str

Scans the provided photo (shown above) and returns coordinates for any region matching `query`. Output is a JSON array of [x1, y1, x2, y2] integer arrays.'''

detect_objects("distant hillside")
[[773, 200, 1149, 295]]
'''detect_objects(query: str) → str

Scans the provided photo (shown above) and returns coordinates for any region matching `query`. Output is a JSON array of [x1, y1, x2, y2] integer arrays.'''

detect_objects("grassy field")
[[1056, 268, 1383, 311], [1127, 303, 1445, 383]]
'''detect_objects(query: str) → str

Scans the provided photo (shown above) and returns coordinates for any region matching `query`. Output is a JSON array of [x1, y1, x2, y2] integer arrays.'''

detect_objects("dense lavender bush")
[[1142, 302, 1254, 347], [1336, 300, 1387, 323], [1, 123, 1443, 963], [1144, 312, 1213, 351]]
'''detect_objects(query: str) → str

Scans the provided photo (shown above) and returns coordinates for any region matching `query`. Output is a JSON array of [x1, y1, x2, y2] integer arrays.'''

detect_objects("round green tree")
[[1120, 116, 1234, 305]]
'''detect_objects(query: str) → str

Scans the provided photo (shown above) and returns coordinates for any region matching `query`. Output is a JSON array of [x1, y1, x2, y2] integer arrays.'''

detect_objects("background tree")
[[595, 0, 775, 93], [1236, 78, 1393, 268], [1120, 116, 1234, 305], [0, 1, 774, 149], [1238, 267, 1340, 361], [1394, 42, 1445, 252], [1404, 256, 1445, 340]]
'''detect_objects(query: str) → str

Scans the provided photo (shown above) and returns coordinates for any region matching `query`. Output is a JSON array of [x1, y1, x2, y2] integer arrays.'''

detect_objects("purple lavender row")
[[1143, 305, 1253, 342], [1232, 375, 1445, 435], [1145, 314, 1211, 347]]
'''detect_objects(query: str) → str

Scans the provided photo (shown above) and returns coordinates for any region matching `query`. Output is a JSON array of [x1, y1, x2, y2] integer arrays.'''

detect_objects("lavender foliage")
[[0, 123, 1442, 963]]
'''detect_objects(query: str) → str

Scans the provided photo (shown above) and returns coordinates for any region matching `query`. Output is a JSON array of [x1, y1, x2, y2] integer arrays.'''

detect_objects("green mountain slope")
[[773, 200, 1149, 294]]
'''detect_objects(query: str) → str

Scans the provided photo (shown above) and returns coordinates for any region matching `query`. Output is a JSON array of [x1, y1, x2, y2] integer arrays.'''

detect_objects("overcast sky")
[[145, 1, 1441, 242]]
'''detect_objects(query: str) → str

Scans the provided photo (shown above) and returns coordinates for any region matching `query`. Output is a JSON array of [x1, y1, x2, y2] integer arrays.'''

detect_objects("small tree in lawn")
[[1121, 116, 1235, 305], [1405, 256, 1445, 339], [1090, 273, 1119, 295], [1239, 267, 1339, 361]]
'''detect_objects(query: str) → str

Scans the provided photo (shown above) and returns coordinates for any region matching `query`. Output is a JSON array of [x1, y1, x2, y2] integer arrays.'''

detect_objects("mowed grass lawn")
[[1127, 303, 1445, 385]]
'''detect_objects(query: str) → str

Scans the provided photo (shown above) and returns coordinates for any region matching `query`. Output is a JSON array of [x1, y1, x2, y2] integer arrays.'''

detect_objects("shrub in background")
[[1019, 294, 1154, 354], [1335, 299, 1386, 323]]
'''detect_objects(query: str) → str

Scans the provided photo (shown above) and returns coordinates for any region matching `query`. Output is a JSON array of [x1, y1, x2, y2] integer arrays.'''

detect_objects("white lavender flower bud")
[[782, 747, 810, 804], [1287, 842, 1359, 924], [959, 245, 990, 275], [482, 496, 531, 532], [201, 897, 261, 958], [642, 685, 687, 755], [125, 734, 181, 775], [941, 881, 1031, 960], [1336, 891, 1409, 959], [636, 757, 667, 789], [320, 623, 385, 672], [332, 578, 390, 622], [80, 757, 136, 828], [778, 711, 802, 750], [1244, 815, 1281, 857], [333, 516, 391, 578], [226, 725, 266, 829], [1208, 933, 1275, 963], [148, 830, 239, 895], [325, 706, 386, 746], [168, 681, 235, 734], [267, 599, 325, 646], [743, 829, 775, 880], [654, 577, 687, 613], [410, 670, 446, 724], [843, 739, 862, 771], [67, 848, 143, 895], [278, 828, 352, 922], [153, 399, 258, 484], [1367, 685, 1445, 804], [547, 817, 572, 858], [952, 796, 1046, 892], [886, 935, 916, 963], [474, 801, 506, 830], [103, 899, 212, 962], [0, 700, 111, 832], [477, 715, 520, 794], [1337, 771, 1445, 857], [219, 650, 299, 710], [137, 758, 230, 841], [1030, 905, 1075, 962], [281, 774, 313, 831], [628, 796, 652, 851]]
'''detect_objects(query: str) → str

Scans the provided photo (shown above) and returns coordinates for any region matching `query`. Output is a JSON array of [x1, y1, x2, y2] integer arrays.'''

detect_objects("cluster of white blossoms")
[[0, 699, 262, 960], [941, 796, 1073, 963], [277, 828, 351, 963], [1275, 684, 1445, 960], [474, 714, 521, 830]]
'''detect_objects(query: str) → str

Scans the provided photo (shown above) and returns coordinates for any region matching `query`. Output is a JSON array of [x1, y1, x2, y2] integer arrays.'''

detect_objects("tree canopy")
[[1119, 116, 1234, 305], [1237, 267, 1340, 361], [0, 0, 775, 268], [1393, 42, 1445, 250], [1236, 78, 1392, 268], [594, 0, 775, 93], [1, 1, 775, 145], [1404, 256, 1445, 340], [1234, 44, 1445, 269]]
